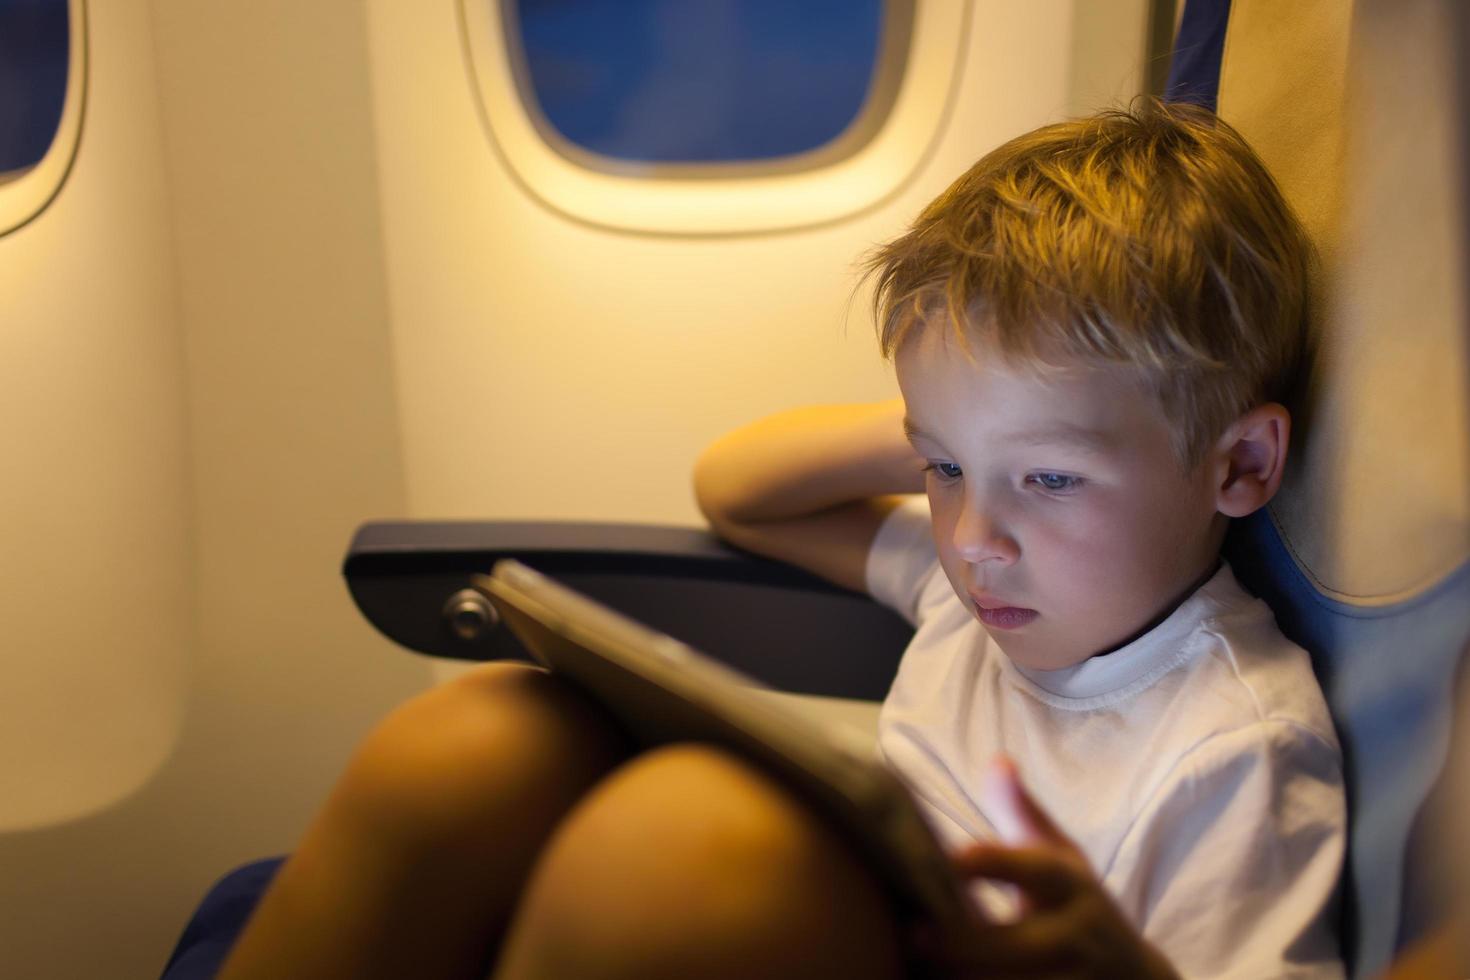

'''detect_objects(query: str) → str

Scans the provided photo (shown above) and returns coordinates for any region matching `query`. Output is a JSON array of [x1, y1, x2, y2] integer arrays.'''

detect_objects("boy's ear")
[[1212, 403, 1290, 518]]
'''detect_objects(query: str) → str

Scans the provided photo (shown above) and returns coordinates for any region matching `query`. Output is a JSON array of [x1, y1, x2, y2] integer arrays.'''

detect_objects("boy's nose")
[[952, 500, 1019, 565]]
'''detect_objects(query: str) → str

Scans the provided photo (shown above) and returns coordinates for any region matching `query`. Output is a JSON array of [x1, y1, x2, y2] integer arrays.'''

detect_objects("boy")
[[694, 98, 1344, 976], [220, 100, 1342, 979]]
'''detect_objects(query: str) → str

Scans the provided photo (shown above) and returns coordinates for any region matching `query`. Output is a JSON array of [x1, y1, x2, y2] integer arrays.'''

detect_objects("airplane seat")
[[161, 1, 1470, 977], [1189, 0, 1470, 973]]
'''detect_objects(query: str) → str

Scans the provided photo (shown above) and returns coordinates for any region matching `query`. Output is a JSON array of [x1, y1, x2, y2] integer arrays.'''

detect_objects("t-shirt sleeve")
[[1104, 720, 1347, 980], [864, 495, 937, 626]]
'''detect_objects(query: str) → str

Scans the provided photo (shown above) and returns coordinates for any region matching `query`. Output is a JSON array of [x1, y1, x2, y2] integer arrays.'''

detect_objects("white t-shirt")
[[868, 497, 1346, 980]]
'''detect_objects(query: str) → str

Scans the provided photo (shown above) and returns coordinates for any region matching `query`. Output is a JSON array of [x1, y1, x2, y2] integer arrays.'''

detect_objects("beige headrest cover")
[[1217, 0, 1470, 604]]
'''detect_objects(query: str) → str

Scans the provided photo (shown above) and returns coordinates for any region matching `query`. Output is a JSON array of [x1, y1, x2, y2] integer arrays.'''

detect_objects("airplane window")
[[463, 0, 960, 234], [511, 0, 888, 168], [0, 0, 81, 236], [0, 0, 70, 181]]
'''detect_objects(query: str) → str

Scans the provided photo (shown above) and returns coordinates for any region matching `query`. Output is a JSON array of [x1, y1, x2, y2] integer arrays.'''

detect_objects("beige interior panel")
[[0, 0, 190, 833], [1219, 0, 1470, 602], [0, 1, 428, 976]]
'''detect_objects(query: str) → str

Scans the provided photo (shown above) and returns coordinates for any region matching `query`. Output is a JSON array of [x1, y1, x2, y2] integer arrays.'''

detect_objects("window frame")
[[458, 0, 970, 235], [0, 0, 87, 238]]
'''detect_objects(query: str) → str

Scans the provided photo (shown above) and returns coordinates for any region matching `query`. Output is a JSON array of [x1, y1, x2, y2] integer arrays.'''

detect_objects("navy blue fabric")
[[159, 858, 284, 980], [1397, 654, 1470, 951], [1225, 512, 1470, 976], [1165, 0, 1231, 110]]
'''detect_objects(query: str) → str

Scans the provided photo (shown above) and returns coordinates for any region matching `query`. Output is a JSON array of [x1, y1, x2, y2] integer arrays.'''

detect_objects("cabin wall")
[[365, 1, 1142, 535], [0, 1, 428, 976], [0, 0, 188, 835], [0, 1, 1146, 976]]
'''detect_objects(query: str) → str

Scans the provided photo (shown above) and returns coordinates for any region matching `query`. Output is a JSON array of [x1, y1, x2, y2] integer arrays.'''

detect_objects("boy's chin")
[[987, 630, 1093, 673]]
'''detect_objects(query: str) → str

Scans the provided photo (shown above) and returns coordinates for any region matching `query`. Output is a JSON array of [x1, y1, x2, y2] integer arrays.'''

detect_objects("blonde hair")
[[866, 98, 1313, 464]]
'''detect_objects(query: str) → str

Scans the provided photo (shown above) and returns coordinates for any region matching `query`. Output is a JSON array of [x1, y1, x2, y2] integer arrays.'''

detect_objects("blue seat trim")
[[1165, 0, 1231, 111], [1167, 9, 1470, 970], [159, 857, 284, 980], [1226, 511, 1470, 976]]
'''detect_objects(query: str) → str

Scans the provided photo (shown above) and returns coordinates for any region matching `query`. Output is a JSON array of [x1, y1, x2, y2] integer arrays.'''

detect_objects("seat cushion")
[[160, 857, 284, 980]]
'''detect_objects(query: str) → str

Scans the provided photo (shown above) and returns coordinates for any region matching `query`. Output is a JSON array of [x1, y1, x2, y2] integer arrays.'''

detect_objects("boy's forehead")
[[896, 333, 1167, 449], [902, 409, 1122, 457], [895, 317, 1085, 380], [896, 307, 1082, 369], [895, 324, 1113, 395]]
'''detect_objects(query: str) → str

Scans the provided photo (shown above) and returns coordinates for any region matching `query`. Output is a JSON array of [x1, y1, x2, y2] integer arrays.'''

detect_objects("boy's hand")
[[913, 757, 1180, 980]]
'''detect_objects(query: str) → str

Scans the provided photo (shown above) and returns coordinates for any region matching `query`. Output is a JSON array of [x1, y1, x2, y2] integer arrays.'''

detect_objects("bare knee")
[[495, 743, 903, 980], [334, 662, 633, 852], [222, 665, 635, 980]]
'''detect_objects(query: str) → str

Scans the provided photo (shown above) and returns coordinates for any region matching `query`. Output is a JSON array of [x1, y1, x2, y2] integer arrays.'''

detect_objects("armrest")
[[344, 521, 913, 701]]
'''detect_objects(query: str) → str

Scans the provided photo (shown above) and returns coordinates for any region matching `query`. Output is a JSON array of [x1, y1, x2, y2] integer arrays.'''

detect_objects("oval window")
[[461, 0, 968, 234], [0, 0, 69, 178], [0, 0, 85, 235], [512, 0, 887, 170]]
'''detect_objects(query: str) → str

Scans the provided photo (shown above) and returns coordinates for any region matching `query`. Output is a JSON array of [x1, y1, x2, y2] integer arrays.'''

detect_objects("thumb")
[[981, 755, 1067, 847]]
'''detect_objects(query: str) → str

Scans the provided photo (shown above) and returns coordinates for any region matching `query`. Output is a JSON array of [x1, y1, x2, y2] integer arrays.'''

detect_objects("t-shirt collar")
[[1007, 562, 1242, 703]]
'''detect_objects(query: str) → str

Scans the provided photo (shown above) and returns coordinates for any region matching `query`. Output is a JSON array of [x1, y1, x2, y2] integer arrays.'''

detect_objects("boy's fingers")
[[981, 754, 1069, 846], [919, 912, 1087, 976], [949, 842, 1081, 907]]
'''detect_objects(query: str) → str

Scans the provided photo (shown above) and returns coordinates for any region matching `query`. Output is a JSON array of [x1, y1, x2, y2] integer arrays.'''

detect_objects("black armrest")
[[344, 521, 913, 701]]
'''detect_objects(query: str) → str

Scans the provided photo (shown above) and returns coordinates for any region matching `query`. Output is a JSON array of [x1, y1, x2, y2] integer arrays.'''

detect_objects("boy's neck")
[[1087, 557, 1225, 660]]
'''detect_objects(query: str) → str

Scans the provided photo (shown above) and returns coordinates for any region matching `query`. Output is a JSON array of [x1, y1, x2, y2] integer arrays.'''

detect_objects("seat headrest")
[[1175, 2, 1470, 974], [1218, 0, 1469, 603]]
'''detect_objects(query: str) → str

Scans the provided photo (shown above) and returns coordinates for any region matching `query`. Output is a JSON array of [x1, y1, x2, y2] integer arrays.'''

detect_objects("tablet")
[[470, 559, 976, 940]]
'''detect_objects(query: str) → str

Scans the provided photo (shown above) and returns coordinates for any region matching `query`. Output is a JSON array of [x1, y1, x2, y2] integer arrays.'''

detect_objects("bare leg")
[[492, 743, 905, 980], [220, 662, 633, 980]]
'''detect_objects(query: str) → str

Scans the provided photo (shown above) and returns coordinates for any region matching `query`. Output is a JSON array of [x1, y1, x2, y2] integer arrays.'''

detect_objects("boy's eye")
[[1028, 472, 1082, 493], [925, 461, 963, 481]]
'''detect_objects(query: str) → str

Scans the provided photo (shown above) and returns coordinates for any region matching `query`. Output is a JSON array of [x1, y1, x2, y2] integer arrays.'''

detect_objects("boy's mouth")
[[969, 591, 1039, 630]]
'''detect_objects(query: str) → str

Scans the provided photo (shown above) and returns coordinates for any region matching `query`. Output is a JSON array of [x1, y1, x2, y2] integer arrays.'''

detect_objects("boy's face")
[[895, 328, 1228, 671]]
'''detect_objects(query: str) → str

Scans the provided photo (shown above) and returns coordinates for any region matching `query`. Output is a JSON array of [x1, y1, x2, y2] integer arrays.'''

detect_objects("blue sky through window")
[[515, 0, 884, 164], [0, 0, 69, 175]]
